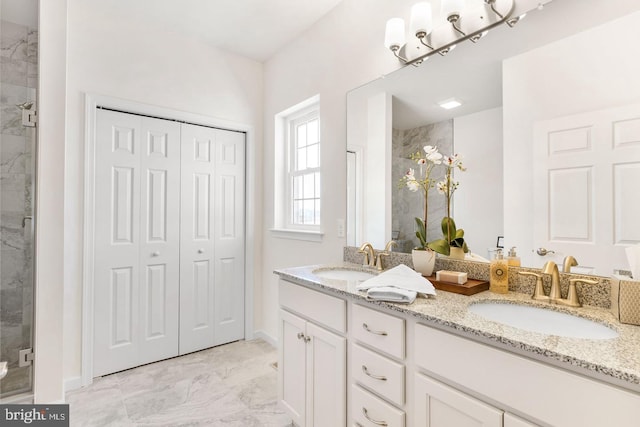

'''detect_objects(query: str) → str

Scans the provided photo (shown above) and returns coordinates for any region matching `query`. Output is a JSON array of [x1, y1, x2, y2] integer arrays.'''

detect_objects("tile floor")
[[65, 339, 293, 426]]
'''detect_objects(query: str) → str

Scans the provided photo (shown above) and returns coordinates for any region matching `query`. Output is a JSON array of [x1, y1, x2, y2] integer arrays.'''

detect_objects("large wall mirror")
[[347, 0, 640, 277]]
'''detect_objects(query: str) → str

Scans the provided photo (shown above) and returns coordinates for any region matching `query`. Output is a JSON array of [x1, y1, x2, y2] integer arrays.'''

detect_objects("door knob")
[[536, 247, 555, 256], [151, 252, 160, 257], [198, 248, 205, 254]]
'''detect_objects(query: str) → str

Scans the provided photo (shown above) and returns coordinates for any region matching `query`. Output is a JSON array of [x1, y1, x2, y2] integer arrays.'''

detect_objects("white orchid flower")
[[406, 180, 420, 192], [436, 180, 447, 194]]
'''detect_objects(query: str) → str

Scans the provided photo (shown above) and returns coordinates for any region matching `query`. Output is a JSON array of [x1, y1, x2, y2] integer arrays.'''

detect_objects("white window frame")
[[271, 95, 324, 242]]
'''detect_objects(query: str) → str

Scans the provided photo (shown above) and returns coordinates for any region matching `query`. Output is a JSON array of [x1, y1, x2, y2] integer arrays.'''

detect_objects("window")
[[272, 96, 323, 241], [289, 110, 320, 228]]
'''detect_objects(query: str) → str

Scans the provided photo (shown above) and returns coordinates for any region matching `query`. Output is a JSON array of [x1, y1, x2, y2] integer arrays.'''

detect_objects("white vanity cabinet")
[[414, 373, 503, 427], [278, 281, 347, 427]]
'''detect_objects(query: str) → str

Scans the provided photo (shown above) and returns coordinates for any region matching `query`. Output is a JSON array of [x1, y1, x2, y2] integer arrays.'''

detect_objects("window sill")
[[270, 228, 324, 242]]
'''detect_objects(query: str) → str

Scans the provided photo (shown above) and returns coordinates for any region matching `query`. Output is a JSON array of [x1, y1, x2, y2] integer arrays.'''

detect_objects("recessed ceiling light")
[[438, 98, 462, 110]]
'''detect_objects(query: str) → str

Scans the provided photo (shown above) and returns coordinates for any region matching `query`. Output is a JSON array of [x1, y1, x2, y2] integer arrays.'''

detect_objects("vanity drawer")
[[352, 384, 405, 427], [352, 343, 405, 406], [279, 280, 346, 333], [352, 304, 405, 359]]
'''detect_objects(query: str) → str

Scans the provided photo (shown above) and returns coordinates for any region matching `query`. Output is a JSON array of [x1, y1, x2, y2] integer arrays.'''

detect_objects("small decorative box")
[[611, 277, 640, 326]]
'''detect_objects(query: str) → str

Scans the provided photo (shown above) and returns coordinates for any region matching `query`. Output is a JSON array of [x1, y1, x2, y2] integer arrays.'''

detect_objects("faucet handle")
[[519, 271, 548, 301], [562, 278, 599, 307]]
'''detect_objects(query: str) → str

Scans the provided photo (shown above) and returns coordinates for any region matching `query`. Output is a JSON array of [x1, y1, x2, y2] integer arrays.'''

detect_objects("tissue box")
[[611, 278, 640, 326], [435, 270, 468, 285]]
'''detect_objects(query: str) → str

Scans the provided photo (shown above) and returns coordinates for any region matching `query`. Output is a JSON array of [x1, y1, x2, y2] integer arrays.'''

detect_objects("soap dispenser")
[[490, 249, 509, 294], [507, 247, 521, 267]]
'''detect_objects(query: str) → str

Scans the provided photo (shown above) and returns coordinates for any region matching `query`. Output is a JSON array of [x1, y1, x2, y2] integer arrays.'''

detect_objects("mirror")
[[347, 1, 640, 276]]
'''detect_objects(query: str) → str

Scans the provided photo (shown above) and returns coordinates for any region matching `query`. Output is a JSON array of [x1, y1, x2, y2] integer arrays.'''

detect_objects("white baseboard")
[[253, 330, 277, 347], [63, 376, 83, 394]]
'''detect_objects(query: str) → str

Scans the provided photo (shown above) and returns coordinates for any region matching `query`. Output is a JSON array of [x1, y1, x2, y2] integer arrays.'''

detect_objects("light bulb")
[[384, 18, 406, 49], [442, 0, 465, 19], [410, 2, 433, 36]]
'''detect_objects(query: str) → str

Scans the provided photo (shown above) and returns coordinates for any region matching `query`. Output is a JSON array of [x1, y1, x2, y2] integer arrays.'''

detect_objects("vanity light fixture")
[[438, 98, 463, 110], [385, 0, 520, 66]]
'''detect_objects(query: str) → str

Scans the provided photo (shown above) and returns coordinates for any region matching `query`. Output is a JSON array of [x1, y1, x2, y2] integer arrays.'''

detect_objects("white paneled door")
[[94, 110, 181, 376], [93, 109, 245, 376], [533, 103, 640, 275], [179, 124, 245, 354]]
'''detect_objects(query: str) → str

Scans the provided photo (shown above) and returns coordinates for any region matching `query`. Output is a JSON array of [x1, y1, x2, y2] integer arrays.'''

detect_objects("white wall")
[[62, 1, 263, 386], [454, 107, 503, 260], [503, 10, 640, 267], [261, 0, 412, 340], [35, 0, 66, 404]]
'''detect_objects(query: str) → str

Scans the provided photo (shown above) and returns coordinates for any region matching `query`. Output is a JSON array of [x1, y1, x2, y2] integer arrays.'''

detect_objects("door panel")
[[213, 130, 245, 345], [179, 125, 216, 354], [278, 310, 307, 427], [533, 103, 640, 274], [94, 110, 142, 376], [180, 125, 245, 353], [94, 110, 180, 376]]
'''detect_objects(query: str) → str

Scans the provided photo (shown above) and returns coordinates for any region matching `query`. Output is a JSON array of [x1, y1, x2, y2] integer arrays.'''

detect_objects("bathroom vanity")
[[275, 263, 640, 427]]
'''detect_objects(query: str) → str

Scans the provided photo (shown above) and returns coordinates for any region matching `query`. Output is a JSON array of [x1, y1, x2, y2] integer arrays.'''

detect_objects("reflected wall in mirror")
[[347, 1, 640, 276]]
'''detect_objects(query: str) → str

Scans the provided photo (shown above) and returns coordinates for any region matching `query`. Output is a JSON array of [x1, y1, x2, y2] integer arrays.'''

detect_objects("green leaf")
[[440, 217, 457, 239], [414, 217, 427, 249], [427, 239, 450, 256]]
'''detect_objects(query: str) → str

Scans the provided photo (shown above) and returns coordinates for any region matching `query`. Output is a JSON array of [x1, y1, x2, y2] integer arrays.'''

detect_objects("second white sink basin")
[[312, 268, 376, 281], [468, 302, 618, 340]]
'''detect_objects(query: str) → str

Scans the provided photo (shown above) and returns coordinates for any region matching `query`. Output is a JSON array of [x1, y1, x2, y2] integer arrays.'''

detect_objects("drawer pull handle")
[[362, 365, 387, 381], [362, 407, 388, 426], [354, 423, 364, 427], [362, 323, 387, 336]]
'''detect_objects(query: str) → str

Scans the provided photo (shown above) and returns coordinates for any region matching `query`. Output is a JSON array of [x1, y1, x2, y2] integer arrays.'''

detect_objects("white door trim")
[[81, 93, 256, 386]]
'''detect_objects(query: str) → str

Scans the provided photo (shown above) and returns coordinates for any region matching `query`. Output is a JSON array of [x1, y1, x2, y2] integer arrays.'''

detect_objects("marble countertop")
[[274, 262, 640, 394]]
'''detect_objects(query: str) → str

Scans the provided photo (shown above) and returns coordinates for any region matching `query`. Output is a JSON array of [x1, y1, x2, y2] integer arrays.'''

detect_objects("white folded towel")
[[357, 264, 436, 296], [366, 286, 417, 304]]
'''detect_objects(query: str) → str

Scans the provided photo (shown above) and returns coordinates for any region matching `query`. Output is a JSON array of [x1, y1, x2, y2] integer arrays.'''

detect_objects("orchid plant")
[[399, 145, 442, 250], [429, 154, 469, 256]]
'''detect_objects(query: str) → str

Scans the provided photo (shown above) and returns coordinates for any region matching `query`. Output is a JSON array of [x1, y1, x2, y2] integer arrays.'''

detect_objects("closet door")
[[94, 110, 180, 376], [179, 124, 245, 354]]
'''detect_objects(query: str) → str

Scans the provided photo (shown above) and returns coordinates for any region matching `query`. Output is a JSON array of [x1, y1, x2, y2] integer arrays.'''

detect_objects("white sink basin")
[[468, 302, 618, 340], [312, 268, 376, 281]]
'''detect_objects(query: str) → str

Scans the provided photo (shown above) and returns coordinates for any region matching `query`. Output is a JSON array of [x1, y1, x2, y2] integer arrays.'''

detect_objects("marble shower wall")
[[0, 19, 38, 396], [392, 121, 453, 253]]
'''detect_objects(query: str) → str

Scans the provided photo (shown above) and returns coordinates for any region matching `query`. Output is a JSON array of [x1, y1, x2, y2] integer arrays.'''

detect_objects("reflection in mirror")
[[346, 1, 640, 276]]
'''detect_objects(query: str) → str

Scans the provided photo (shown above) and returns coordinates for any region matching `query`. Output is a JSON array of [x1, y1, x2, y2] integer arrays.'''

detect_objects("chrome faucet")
[[358, 243, 376, 268]]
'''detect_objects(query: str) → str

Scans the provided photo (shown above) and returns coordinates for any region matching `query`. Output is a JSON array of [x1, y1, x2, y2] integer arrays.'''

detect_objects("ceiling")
[[84, 0, 345, 62]]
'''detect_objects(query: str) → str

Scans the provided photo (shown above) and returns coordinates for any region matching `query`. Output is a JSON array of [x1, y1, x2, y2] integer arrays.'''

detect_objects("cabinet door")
[[279, 310, 307, 426], [414, 373, 503, 427], [306, 322, 346, 427]]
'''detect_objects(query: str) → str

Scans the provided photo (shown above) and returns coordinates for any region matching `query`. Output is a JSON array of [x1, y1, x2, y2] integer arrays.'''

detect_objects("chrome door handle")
[[198, 248, 205, 254], [297, 332, 305, 340], [362, 323, 387, 336], [362, 408, 388, 426], [362, 365, 387, 381]]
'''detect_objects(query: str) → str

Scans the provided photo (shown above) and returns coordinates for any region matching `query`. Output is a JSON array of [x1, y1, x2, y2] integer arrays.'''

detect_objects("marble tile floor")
[[65, 339, 293, 427]]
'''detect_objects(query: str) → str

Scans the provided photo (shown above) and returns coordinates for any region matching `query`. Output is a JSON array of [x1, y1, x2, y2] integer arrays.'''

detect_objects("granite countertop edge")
[[274, 263, 640, 393]]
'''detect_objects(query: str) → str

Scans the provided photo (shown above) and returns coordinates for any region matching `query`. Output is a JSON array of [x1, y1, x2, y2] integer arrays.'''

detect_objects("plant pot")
[[412, 249, 436, 277], [448, 246, 465, 260]]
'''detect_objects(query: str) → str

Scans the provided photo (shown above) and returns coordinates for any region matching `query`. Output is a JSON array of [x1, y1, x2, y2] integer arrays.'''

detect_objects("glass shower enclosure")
[[0, 0, 38, 400]]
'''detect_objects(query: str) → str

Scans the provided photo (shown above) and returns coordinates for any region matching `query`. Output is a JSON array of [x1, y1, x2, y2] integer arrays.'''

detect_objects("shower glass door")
[[0, 0, 38, 399]]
